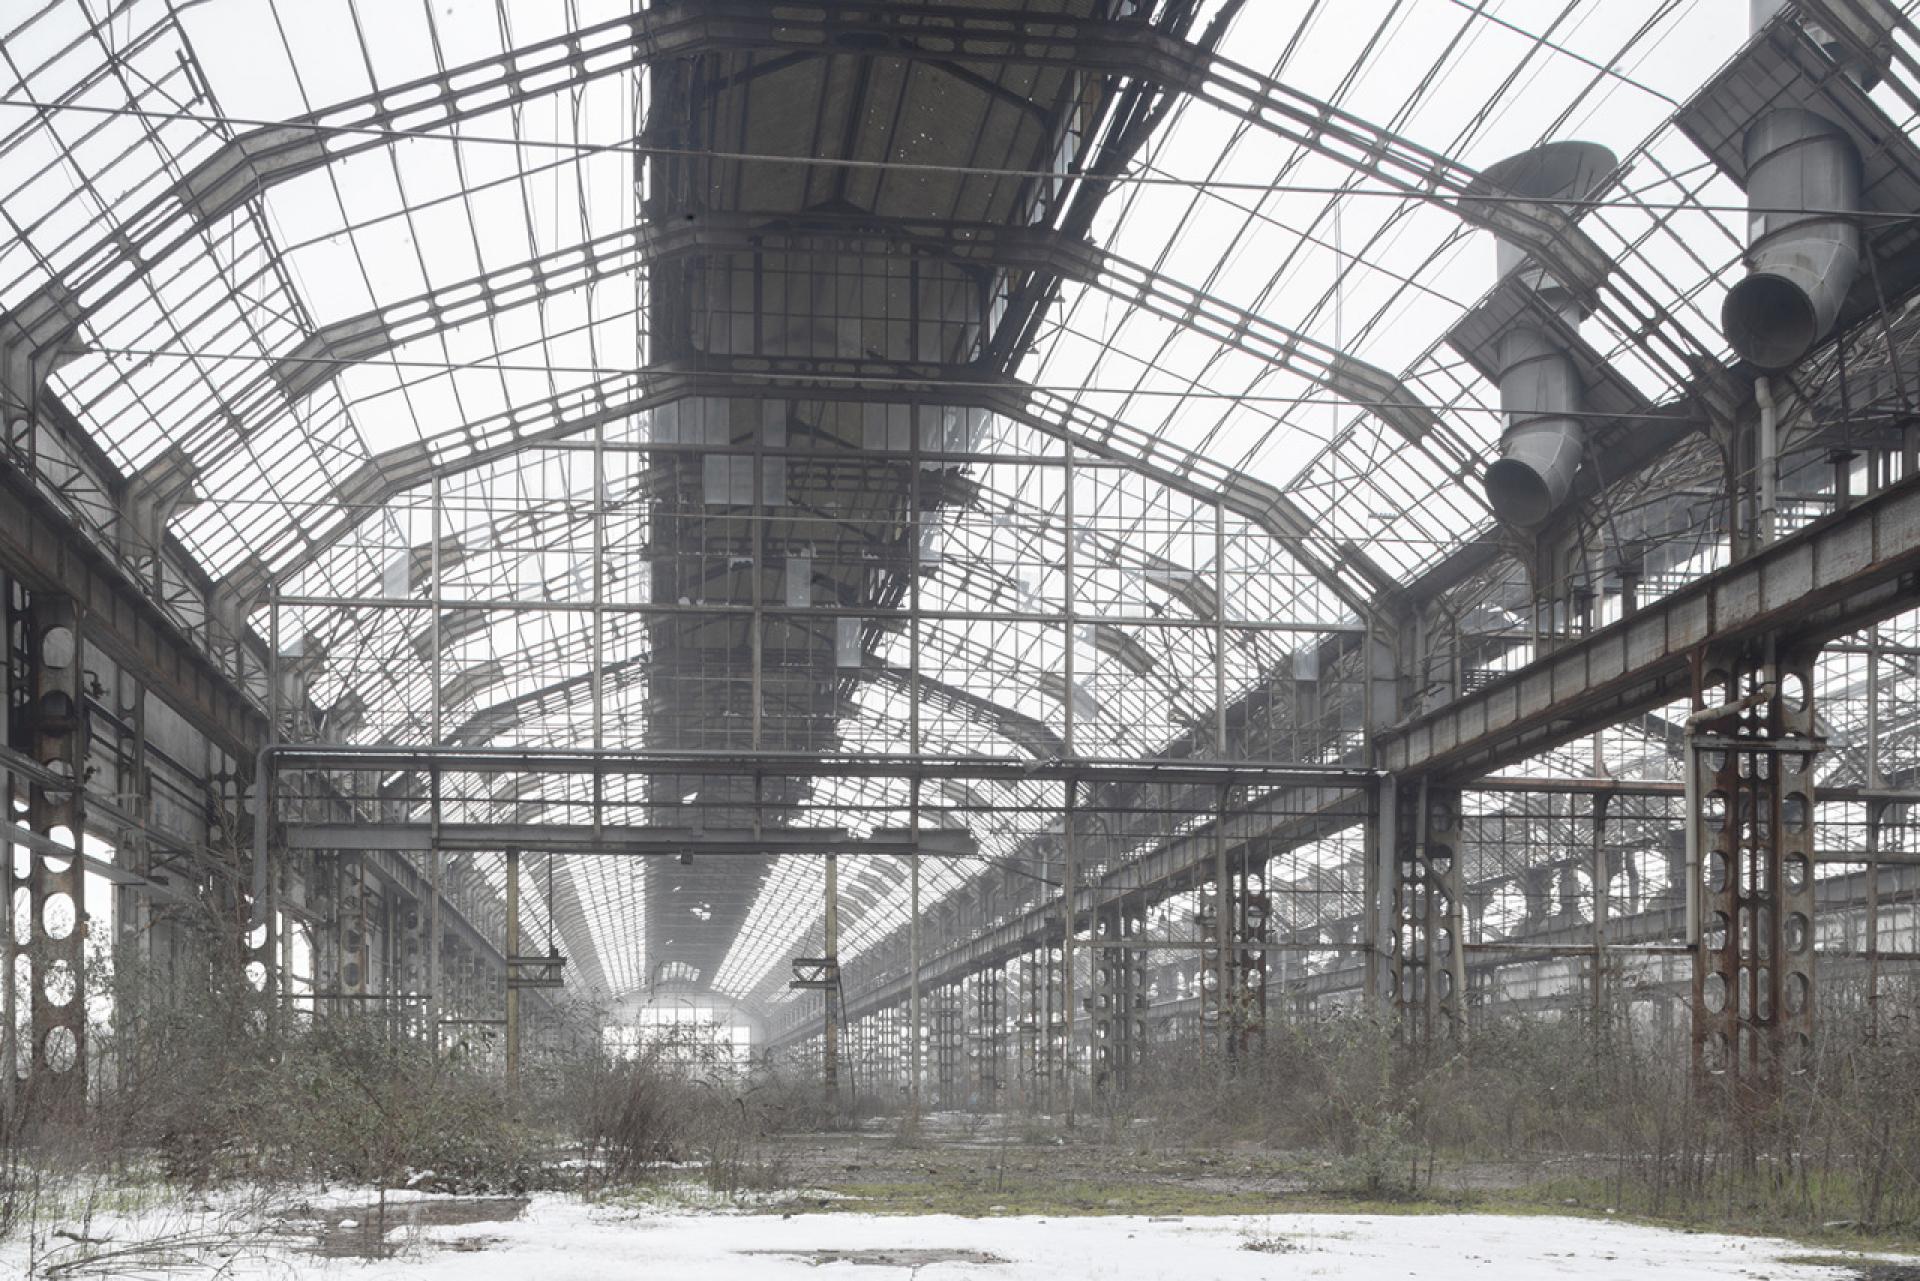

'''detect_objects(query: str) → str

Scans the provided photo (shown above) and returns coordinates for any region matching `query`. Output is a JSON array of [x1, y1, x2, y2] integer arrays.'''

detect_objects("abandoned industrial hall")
[[3, 0, 1920, 1276]]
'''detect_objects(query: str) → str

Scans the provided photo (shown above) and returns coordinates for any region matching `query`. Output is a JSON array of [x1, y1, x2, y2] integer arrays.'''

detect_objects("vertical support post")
[[1690, 646, 1817, 1097], [505, 848, 521, 1085], [823, 850, 839, 1108], [1592, 794, 1609, 1020], [1061, 781, 1077, 1125], [1209, 787, 1231, 1059], [908, 405, 924, 1118], [21, 594, 87, 1112], [1865, 799, 1883, 1035], [909, 839, 921, 1117], [428, 476, 445, 1052], [1396, 781, 1466, 1042], [1366, 774, 1396, 1021]]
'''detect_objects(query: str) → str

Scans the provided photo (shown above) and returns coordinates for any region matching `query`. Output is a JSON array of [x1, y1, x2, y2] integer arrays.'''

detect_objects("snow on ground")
[[9, 1189, 1906, 1280], [325, 1204, 1897, 1280]]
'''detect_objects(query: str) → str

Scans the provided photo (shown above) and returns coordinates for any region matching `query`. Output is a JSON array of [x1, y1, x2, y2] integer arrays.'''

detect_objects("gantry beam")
[[285, 822, 980, 859], [268, 745, 1377, 790], [0, 452, 267, 758], [1380, 473, 1920, 782]]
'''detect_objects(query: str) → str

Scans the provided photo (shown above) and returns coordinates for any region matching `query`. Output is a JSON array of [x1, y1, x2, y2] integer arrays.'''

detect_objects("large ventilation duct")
[[1473, 141, 1616, 528], [1722, 6, 1867, 370]]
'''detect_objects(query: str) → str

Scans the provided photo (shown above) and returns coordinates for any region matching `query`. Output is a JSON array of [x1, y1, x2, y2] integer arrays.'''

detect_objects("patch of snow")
[[5, 1188, 1912, 1279]]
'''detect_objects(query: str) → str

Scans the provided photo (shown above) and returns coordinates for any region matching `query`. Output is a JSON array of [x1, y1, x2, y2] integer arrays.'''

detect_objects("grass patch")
[[767, 1172, 1511, 1219]]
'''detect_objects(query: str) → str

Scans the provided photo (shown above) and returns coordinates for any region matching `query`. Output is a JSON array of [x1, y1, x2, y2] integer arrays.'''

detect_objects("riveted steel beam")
[[1379, 473, 1920, 783]]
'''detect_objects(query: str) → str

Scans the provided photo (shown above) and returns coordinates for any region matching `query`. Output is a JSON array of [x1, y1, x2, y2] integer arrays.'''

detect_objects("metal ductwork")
[[1722, 4, 1868, 370], [1473, 141, 1616, 528]]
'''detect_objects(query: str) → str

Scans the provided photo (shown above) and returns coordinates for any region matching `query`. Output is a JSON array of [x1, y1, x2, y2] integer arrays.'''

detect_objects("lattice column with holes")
[[1691, 646, 1817, 1095], [932, 989, 962, 1109], [1395, 783, 1466, 1042], [973, 963, 1004, 1107], [1197, 875, 1224, 1055], [1229, 865, 1271, 1057], [12, 593, 88, 1108], [1090, 898, 1147, 1094], [1043, 941, 1066, 1103], [338, 856, 370, 1000], [1021, 952, 1036, 1106]]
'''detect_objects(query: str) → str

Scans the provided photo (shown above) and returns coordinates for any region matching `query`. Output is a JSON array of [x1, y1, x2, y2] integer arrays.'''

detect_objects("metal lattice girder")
[[268, 744, 1373, 790], [284, 822, 979, 859], [24, 1, 1660, 382], [1380, 473, 1920, 783], [184, 214, 1440, 478], [821, 782, 1370, 1035], [190, 212, 1412, 613], [258, 356, 1391, 622]]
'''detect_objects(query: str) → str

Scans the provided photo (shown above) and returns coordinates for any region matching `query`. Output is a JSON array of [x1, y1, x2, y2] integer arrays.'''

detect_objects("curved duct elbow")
[[1486, 325, 1585, 527], [1469, 140, 1615, 527], [1722, 108, 1862, 371]]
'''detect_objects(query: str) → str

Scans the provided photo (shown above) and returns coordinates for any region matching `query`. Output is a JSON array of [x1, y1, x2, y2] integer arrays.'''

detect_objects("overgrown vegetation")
[[1097, 979, 1920, 1240], [0, 928, 823, 1254], [5, 913, 1919, 1259]]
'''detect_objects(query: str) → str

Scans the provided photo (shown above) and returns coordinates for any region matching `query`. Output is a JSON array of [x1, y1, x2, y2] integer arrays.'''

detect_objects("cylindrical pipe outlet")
[[1722, 108, 1862, 371], [1485, 325, 1585, 527], [1471, 140, 1614, 527]]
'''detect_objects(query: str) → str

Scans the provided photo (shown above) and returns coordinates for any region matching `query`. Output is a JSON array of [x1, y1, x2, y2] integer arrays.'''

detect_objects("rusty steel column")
[[505, 848, 521, 1084], [1231, 852, 1271, 1058], [1690, 645, 1817, 1099], [822, 850, 840, 1107], [19, 593, 88, 1113], [1395, 781, 1466, 1044]]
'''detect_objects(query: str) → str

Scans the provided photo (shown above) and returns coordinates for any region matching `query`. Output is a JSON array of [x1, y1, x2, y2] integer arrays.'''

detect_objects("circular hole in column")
[[1784, 854, 1811, 894], [42, 958, 75, 1007], [1707, 850, 1729, 893], [44, 1026, 77, 1073], [42, 892, 75, 941], [1704, 792, 1728, 833], [1783, 971, 1809, 1016], [342, 961, 361, 989], [1782, 793, 1809, 834], [41, 626, 76, 669], [1702, 972, 1728, 1014], [36, 690, 74, 727], [1779, 670, 1808, 713], [246, 961, 268, 992], [1706, 912, 1731, 952], [12, 887, 28, 949], [1701, 1030, 1730, 1074], [1784, 912, 1811, 956]]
